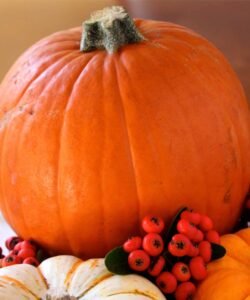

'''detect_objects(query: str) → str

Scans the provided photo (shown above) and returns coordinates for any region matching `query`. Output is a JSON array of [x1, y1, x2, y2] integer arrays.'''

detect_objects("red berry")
[[187, 243, 199, 257], [123, 236, 142, 253], [128, 250, 150, 272], [13, 242, 23, 252], [205, 230, 220, 244], [181, 210, 201, 225], [5, 237, 23, 251], [18, 248, 36, 260], [156, 272, 177, 294], [148, 256, 165, 277], [142, 215, 165, 233], [199, 241, 212, 263], [23, 257, 40, 267], [168, 234, 191, 257], [190, 212, 201, 225], [172, 262, 191, 282], [191, 228, 204, 243], [180, 210, 192, 221], [143, 233, 164, 256], [9, 250, 19, 256], [20, 240, 36, 250], [177, 219, 196, 240], [156, 271, 177, 294], [2, 254, 22, 267], [189, 256, 207, 280], [199, 215, 213, 232], [175, 281, 196, 300]]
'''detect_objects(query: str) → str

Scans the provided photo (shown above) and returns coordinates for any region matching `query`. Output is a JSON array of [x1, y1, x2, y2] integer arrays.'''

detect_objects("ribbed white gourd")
[[0, 255, 166, 300]]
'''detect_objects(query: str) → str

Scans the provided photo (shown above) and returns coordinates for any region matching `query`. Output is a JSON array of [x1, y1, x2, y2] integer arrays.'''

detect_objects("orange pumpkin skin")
[[0, 18, 249, 258], [194, 228, 250, 300]]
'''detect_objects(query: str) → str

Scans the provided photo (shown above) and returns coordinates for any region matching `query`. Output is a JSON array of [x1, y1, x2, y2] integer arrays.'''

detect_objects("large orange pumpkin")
[[0, 6, 249, 258], [194, 228, 250, 299]]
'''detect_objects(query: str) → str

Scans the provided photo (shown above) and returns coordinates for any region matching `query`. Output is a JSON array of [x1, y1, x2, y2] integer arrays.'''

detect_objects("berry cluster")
[[122, 209, 222, 300], [0, 237, 47, 268]]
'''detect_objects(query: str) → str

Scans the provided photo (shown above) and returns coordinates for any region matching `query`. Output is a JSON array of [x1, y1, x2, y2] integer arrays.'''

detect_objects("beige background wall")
[[122, 0, 250, 101], [0, 0, 249, 101], [0, 0, 117, 81]]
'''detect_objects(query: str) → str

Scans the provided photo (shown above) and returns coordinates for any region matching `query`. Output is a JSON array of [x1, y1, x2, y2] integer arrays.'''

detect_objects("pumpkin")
[[194, 228, 250, 299], [0, 6, 249, 258], [0, 255, 165, 300]]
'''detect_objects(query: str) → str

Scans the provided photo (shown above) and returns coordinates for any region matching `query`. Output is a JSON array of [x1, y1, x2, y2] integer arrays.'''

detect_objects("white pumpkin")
[[0, 255, 166, 300]]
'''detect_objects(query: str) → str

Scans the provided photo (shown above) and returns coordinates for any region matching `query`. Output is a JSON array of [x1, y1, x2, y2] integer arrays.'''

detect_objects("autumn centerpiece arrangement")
[[0, 5, 249, 300]]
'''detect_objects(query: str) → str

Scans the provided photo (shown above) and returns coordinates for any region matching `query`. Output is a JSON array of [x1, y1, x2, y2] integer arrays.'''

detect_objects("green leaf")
[[36, 249, 49, 263], [161, 207, 188, 266], [164, 206, 188, 244], [105, 246, 132, 275], [211, 243, 226, 260]]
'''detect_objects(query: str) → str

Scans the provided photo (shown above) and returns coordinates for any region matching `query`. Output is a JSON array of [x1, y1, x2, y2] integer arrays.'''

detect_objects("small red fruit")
[[190, 211, 201, 225], [191, 228, 204, 243], [9, 250, 19, 256], [205, 230, 220, 244], [20, 240, 36, 250], [148, 256, 165, 277], [177, 219, 196, 240], [180, 210, 192, 221], [142, 215, 165, 233], [181, 210, 201, 225], [23, 257, 40, 267], [14, 242, 23, 252], [168, 234, 191, 257], [199, 241, 212, 263], [128, 250, 150, 272], [199, 215, 213, 232], [175, 281, 196, 300], [172, 262, 191, 282], [156, 271, 177, 294], [188, 243, 199, 257], [18, 248, 36, 260], [123, 236, 142, 253], [143, 233, 164, 256], [2, 254, 22, 267], [189, 256, 207, 280], [5, 237, 23, 250]]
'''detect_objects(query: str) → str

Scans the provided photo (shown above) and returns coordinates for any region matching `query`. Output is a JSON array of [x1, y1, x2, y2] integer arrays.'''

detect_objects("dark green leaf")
[[36, 249, 49, 263], [164, 207, 188, 244], [166, 295, 176, 300], [211, 243, 226, 260], [105, 246, 132, 275], [161, 207, 188, 267]]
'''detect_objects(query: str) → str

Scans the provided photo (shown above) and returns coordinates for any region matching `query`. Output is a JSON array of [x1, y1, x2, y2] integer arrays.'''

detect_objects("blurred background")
[[0, 0, 249, 101]]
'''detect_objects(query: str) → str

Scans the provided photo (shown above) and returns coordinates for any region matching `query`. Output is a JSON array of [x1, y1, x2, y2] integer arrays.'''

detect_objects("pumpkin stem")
[[80, 6, 144, 53]]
